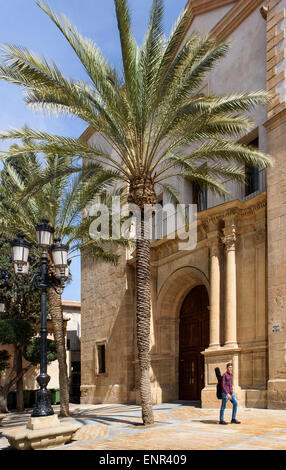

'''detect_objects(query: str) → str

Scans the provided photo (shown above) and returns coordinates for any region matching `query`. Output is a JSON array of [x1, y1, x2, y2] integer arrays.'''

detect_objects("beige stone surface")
[[59, 407, 286, 451], [81, 194, 268, 408], [2, 418, 80, 450], [2, 404, 286, 451], [71, 423, 110, 441], [266, 109, 286, 409], [27, 414, 60, 430]]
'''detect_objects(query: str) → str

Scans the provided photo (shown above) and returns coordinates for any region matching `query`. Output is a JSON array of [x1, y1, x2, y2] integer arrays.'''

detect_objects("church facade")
[[80, 0, 286, 409]]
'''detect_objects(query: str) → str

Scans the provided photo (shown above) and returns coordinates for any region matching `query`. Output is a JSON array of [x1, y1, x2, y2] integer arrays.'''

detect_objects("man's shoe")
[[231, 419, 241, 424], [219, 421, 228, 425]]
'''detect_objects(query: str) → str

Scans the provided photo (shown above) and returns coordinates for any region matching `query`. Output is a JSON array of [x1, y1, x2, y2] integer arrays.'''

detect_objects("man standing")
[[219, 363, 241, 425]]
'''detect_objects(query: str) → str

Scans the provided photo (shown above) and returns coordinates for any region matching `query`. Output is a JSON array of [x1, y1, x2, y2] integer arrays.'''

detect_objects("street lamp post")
[[10, 222, 69, 418]]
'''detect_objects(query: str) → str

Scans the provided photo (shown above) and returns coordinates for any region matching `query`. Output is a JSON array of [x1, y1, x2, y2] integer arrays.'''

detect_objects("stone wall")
[[81, 247, 136, 404], [265, 0, 286, 409]]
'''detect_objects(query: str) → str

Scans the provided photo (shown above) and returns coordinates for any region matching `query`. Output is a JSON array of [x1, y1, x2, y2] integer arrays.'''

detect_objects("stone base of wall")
[[201, 386, 222, 409], [200, 386, 245, 409], [81, 384, 177, 406], [134, 386, 177, 405], [245, 389, 267, 408], [201, 386, 267, 409], [80, 384, 130, 404], [267, 380, 286, 409], [81, 383, 269, 410]]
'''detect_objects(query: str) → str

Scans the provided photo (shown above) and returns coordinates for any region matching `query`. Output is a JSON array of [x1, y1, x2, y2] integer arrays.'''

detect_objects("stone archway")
[[157, 266, 210, 401]]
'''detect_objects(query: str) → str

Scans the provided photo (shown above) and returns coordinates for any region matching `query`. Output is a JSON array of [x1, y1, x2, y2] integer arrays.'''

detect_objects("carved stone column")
[[222, 224, 238, 349], [208, 234, 221, 349]]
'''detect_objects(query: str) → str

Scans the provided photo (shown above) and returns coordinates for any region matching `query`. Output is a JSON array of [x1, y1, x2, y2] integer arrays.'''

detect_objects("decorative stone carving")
[[221, 224, 237, 251]]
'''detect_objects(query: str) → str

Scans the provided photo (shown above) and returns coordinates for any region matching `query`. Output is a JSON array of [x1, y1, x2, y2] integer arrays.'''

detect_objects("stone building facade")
[[80, 0, 286, 409]]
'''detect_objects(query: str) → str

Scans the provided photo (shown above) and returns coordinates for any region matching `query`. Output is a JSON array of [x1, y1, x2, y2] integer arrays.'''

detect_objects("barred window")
[[97, 344, 106, 374]]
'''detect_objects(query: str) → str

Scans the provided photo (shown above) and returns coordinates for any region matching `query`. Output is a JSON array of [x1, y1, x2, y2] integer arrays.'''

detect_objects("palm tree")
[[0, 0, 272, 424], [0, 150, 122, 416]]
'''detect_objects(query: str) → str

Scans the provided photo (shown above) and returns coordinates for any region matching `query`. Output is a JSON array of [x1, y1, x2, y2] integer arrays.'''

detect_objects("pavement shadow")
[[71, 415, 141, 427], [198, 420, 220, 425], [70, 414, 168, 428], [71, 405, 141, 416]]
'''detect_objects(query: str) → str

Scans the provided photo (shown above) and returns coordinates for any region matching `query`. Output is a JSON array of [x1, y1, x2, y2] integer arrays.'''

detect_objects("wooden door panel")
[[180, 320, 201, 349], [179, 354, 198, 400], [179, 285, 209, 401]]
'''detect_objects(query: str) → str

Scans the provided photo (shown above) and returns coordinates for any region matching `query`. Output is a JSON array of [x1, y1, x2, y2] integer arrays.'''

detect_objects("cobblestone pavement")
[[1, 401, 286, 450]]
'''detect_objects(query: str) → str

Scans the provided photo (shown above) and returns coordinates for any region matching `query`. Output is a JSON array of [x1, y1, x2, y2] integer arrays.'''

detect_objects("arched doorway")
[[179, 285, 209, 401]]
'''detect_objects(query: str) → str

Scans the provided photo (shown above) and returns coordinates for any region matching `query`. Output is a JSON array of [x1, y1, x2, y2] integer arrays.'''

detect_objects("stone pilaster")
[[266, 0, 286, 118], [207, 232, 221, 350], [265, 1, 286, 410]]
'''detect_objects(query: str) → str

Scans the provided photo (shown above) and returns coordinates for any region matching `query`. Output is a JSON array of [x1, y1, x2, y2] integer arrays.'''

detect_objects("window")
[[193, 184, 208, 212], [71, 361, 80, 373], [157, 197, 163, 207], [97, 344, 106, 374], [245, 137, 259, 197]]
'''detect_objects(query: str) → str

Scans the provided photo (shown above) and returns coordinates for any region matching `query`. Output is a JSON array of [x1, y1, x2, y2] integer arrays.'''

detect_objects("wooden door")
[[179, 285, 209, 400]]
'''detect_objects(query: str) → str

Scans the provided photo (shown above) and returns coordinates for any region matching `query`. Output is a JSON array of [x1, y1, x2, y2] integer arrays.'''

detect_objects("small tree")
[[0, 349, 10, 412], [0, 319, 56, 413], [0, 319, 34, 412], [24, 336, 57, 366], [0, 238, 41, 411]]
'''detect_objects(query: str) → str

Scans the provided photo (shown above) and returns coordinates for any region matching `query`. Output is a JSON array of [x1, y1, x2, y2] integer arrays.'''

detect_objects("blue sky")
[[0, 0, 187, 301]]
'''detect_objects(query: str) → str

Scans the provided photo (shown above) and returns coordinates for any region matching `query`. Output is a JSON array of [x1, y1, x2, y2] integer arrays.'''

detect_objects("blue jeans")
[[220, 392, 238, 422]]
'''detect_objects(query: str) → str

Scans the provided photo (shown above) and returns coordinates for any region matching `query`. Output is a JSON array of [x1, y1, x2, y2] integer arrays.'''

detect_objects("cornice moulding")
[[184, 0, 239, 28], [263, 108, 286, 131], [210, 0, 266, 41], [78, 126, 96, 144]]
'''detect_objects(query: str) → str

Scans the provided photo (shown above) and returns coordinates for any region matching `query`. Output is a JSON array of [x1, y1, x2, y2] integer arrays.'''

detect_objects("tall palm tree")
[[0, 0, 271, 424], [0, 150, 122, 416]]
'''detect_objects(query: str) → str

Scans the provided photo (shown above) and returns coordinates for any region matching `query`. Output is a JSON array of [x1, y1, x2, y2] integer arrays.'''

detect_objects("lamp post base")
[[2, 415, 80, 450], [31, 389, 54, 418], [27, 414, 59, 430], [31, 372, 54, 417]]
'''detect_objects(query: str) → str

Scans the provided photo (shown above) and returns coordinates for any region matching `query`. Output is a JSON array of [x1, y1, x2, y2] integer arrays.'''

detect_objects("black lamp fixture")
[[35, 220, 55, 248], [51, 239, 69, 281], [11, 221, 70, 419], [10, 234, 31, 275]]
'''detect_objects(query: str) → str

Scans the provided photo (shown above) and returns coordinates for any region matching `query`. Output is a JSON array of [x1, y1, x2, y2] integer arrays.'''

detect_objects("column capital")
[[221, 224, 237, 251]]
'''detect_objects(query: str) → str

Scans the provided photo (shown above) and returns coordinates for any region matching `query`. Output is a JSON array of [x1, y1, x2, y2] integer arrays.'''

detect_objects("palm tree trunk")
[[136, 215, 154, 425], [15, 346, 24, 411], [47, 287, 70, 417]]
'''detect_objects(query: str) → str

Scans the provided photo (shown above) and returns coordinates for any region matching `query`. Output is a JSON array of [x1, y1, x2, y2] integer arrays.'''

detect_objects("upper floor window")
[[97, 344, 106, 374], [193, 183, 208, 212], [245, 137, 259, 197]]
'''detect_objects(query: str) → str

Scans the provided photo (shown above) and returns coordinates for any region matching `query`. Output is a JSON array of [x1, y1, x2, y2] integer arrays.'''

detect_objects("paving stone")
[[71, 423, 110, 441], [1, 403, 286, 451]]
